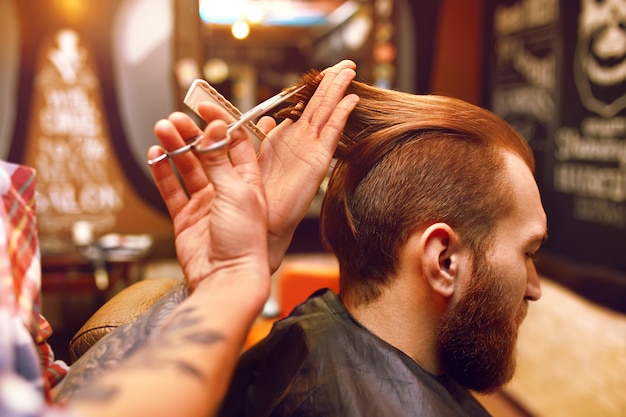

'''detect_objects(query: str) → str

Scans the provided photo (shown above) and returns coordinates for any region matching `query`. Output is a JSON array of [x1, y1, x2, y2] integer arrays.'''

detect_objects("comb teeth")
[[183, 79, 266, 146], [184, 79, 243, 120]]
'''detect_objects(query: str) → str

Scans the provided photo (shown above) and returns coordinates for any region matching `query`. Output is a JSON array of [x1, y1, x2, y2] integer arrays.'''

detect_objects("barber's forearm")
[[68, 265, 269, 417], [54, 279, 190, 403]]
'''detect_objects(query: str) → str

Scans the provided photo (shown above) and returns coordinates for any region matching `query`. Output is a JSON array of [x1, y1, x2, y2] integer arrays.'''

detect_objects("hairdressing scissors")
[[147, 84, 305, 165]]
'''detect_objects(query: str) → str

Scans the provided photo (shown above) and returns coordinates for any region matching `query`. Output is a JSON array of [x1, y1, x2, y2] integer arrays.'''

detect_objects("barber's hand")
[[257, 60, 358, 271], [148, 118, 268, 292], [201, 60, 359, 271]]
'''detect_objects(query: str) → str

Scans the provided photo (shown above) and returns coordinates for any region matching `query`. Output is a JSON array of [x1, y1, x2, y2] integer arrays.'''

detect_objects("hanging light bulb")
[[246, 3, 264, 24], [231, 20, 250, 40], [203, 58, 229, 84]]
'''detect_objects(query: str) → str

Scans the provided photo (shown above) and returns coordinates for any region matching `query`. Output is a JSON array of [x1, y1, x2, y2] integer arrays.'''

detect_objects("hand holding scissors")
[[148, 60, 359, 273], [147, 84, 305, 165]]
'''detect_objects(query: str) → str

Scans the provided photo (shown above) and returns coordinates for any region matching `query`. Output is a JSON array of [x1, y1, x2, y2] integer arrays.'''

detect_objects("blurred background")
[[0, 0, 624, 416]]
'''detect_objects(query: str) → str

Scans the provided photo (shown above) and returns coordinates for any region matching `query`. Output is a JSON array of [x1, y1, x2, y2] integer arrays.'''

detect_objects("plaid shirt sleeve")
[[0, 160, 74, 416]]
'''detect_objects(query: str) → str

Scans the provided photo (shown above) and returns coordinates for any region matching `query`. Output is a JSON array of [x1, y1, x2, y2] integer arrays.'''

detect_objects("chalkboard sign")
[[6, 0, 174, 255], [22, 28, 125, 236], [484, 0, 626, 311]]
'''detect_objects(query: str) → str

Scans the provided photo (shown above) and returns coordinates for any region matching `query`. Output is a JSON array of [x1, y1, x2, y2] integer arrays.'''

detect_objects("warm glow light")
[[231, 20, 250, 40], [175, 58, 201, 89], [246, 4, 264, 24], [199, 0, 247, 24], [233, 80, 250, 99], [199, 0, 355, 26], [203, 58, 229, 84], [341, 12, 372, 50], [53, 0, 86, 22], [56, 0, 84, 14]]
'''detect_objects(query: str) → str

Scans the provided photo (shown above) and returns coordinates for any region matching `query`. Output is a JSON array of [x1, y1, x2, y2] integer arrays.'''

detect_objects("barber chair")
[[68, 255, 340, 362], [68, 277, 178, 362]]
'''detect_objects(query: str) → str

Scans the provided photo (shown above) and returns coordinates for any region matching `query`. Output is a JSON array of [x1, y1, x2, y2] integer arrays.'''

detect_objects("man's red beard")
[[436, 251, 528, 393]]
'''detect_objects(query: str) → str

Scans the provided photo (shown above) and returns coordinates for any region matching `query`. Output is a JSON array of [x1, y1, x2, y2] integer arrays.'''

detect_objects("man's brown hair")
[[279, 74, 535, 306]]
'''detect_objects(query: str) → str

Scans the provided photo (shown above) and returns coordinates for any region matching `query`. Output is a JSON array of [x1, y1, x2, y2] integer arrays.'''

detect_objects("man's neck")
[[342, 276, 444, 376]]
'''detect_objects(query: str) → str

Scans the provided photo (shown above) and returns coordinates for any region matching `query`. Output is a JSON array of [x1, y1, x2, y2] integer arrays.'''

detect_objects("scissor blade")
[[230, 85, 305, 133]]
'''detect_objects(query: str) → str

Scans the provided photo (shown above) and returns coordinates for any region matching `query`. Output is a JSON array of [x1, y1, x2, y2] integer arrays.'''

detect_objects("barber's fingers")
[[318, 93, 360, 147], [196, 101, 262, 177], [227, 115, 278, 175], [148, 121, 200, 219], [299, 60, 356, 129], [256, 116, 278, 135], [168, 111, 204, 140], [195, 120, 264, 196], [151, 117, 213, 197], [197, 101, 250, 146]]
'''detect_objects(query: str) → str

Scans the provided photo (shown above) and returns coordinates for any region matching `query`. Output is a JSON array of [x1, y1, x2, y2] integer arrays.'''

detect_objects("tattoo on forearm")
[[117, 305, 226, 384], [57, 279, 227, 403], [56, 279, 187, 402]]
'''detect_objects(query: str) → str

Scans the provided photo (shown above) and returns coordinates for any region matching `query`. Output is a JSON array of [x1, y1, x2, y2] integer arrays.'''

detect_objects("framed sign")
[[484, 0, 626, 312]]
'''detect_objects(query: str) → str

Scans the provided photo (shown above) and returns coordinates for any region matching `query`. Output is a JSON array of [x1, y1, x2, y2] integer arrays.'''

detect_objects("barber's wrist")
[[193, 258, 270, 302], [268, 224, 300, 273], [268, 238, 290, 273]]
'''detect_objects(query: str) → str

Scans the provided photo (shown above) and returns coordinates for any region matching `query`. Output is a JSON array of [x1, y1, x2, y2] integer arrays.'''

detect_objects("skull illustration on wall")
[[574, 0, 626, 117]]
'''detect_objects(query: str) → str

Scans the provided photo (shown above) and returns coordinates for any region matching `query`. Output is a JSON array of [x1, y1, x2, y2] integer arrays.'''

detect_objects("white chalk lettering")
[[495, 0, 559, 35], [581, 116, 626, 137], [554, 162, 626, 202], [513, 46, 555, 89], [31, 29, 124, 235], [43, 182, 123, 215], [497, 38, 555, 89], [45, 87, 89, 108], [37, 136, 72, 161], [492, 87, 555, 122], [79, 182, 123, 213], [78, 136, 106, 160], [573, 196, 626, 228], [555, 127, 626, 166], [39, 103, 100, 136], [47, 183, 81, 214]]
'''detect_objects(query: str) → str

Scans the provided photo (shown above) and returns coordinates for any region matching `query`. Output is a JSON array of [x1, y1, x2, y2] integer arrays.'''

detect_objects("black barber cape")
[[218, 289, 491, 417]]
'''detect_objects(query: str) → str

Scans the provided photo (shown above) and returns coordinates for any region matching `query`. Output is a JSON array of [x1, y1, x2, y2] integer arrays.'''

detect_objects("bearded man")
[[218, 73, 548, 417]]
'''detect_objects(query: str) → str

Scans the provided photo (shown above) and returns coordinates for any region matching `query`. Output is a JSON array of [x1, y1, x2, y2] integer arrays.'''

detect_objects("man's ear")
[[420, 223, 467, 299]]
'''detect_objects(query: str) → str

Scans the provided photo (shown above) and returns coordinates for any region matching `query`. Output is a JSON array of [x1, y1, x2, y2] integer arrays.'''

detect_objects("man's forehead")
[[500, 152, 547, 235]]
